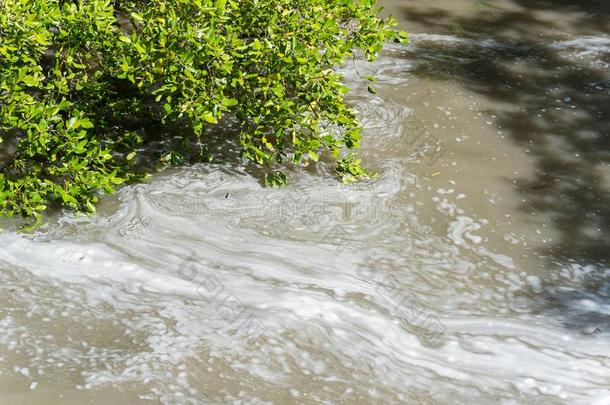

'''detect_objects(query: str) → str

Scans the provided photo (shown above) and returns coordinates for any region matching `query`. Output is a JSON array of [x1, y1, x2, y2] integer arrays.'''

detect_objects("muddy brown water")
[[1, 1, 609, 404]]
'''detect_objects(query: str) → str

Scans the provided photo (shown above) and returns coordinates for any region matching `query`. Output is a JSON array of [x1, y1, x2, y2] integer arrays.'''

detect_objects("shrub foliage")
[[0, 0, 405, 221]]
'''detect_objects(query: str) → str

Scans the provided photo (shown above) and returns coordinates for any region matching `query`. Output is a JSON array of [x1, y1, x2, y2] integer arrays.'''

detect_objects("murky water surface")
[[1, 1, 609, 404]]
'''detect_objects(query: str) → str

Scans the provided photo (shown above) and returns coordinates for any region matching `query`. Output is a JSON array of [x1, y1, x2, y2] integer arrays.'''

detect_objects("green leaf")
[[79, 119, 94, 129], [131, 12, 144, 22], [202, 112, 218, 124], [264, 171, 287, 187], [21, 76, 40, 86], [225, 98, 239, 107]]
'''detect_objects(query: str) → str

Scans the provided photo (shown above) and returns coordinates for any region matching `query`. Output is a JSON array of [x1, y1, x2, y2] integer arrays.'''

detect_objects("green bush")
[[0, 0, 406, 222]]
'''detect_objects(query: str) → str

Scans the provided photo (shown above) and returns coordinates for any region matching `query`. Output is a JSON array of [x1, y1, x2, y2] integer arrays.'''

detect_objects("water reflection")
[[394, 0, 610, 267]]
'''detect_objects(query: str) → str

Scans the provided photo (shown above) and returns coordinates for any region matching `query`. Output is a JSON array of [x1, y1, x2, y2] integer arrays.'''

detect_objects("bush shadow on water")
[[399, 0, 609, 41], [398, 1, 610, 332]]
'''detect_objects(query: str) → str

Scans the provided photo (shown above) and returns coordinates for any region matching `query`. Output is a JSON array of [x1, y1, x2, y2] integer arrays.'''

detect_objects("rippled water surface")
[[2, 1, 609, 404]]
